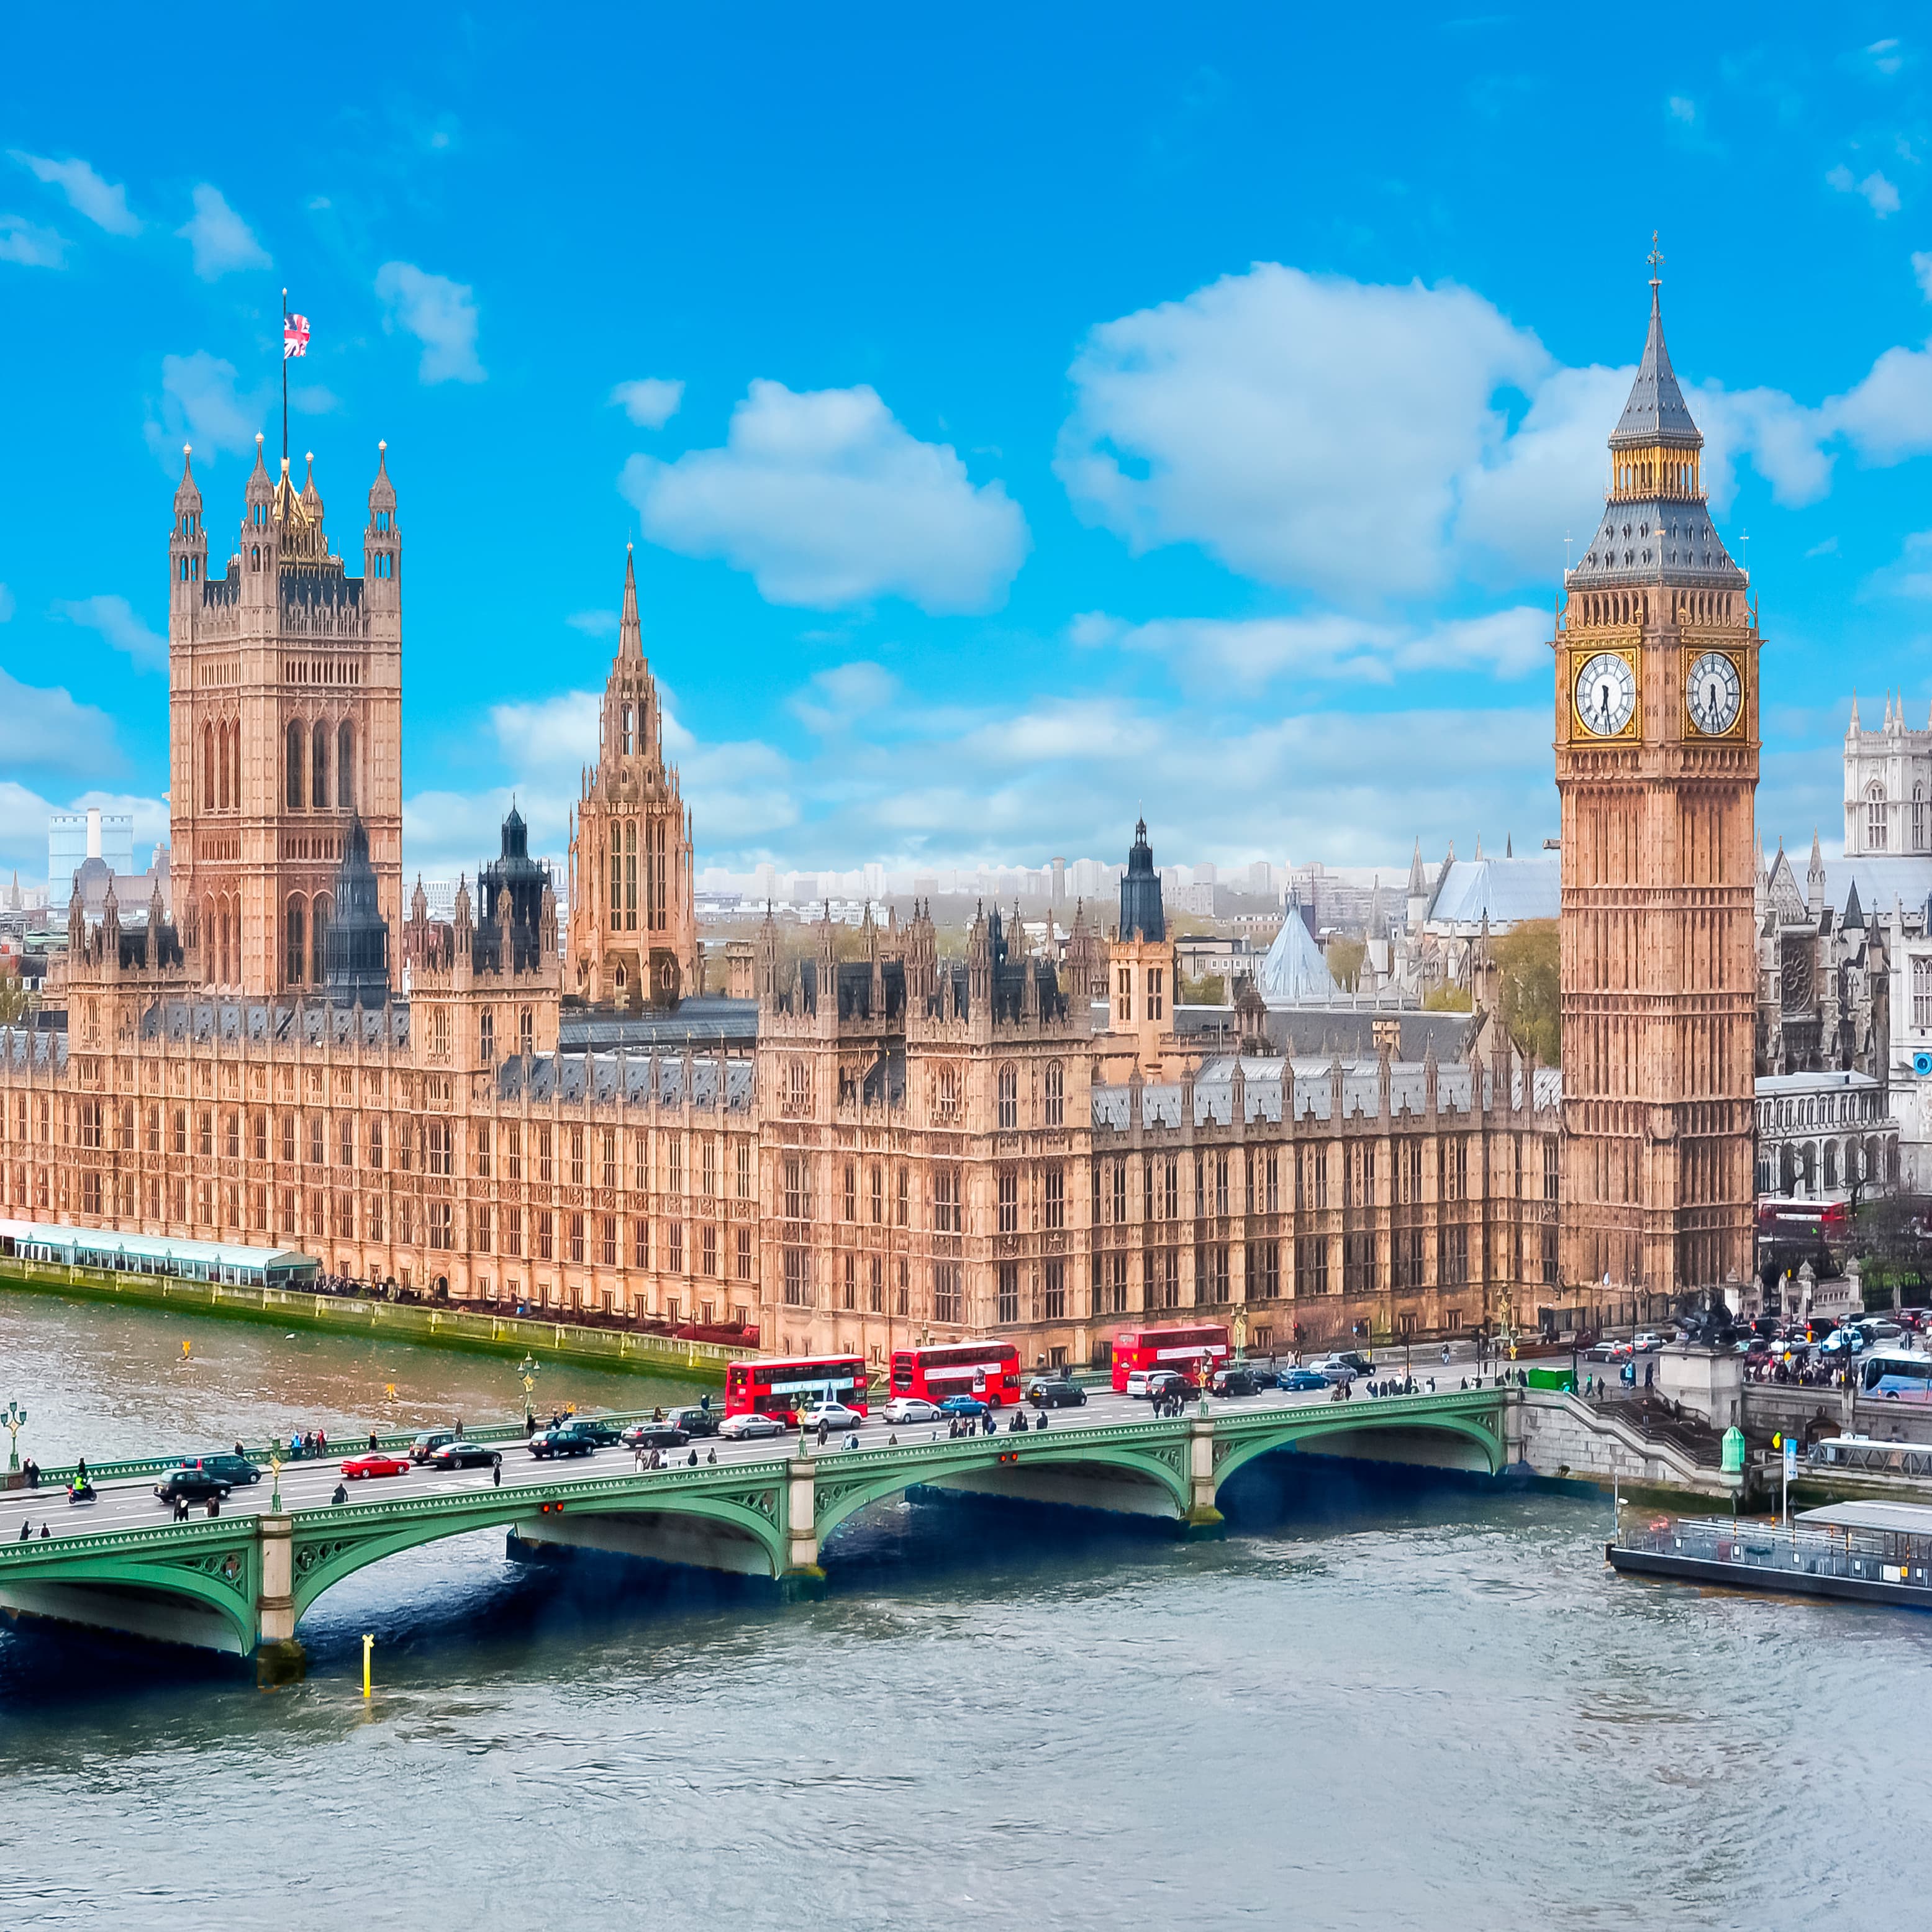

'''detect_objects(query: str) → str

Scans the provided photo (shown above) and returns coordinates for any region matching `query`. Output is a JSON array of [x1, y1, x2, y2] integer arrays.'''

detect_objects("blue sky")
[[4, 6, 1932, 890]]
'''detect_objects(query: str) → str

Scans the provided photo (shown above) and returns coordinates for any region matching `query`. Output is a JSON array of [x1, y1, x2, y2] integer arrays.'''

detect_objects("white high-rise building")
[[48, 807, 134, 899]]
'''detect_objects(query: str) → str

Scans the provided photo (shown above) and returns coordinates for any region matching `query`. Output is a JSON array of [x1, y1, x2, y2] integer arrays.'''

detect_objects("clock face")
[[1685, 650, 1742, 736], [1574, 651, 1637, 737]]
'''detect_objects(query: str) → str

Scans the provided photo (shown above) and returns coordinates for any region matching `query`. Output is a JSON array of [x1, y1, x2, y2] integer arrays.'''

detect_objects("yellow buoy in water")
[[181, 1340, 191, 1358]]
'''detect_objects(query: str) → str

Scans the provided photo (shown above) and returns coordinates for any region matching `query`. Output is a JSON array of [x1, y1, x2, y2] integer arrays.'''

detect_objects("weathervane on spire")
[[1647, 230, 1665, 288]]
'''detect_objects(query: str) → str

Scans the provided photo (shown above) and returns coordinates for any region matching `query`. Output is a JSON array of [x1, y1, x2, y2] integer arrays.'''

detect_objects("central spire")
[[1610, 281, 1701, 451], [619, 542, 642, 661]]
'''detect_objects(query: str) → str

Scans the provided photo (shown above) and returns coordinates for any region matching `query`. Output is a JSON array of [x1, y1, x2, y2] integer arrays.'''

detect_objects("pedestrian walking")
[[492, 1456, 502, 1487]]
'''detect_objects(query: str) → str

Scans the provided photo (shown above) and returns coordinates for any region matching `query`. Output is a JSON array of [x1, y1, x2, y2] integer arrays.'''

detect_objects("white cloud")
[[620, 380, 1029, 612], [142, 350, 263, 467], [374, 261, 484, 384], [490, 690, 601, 773], [52, 594, 168, 671], [0, 212, 65, 268], [9, 152, 138, 234], [1869, 529, 1932, 599], [1058, 264, 1551, 601], [1667, 96, 1698, 125], [790, 660, 899, 732], [176, 184, 269, 279], [1828, 163, 1902, 217], [1914, 252, 1932, 302], [1074, 605, 1547, 686], [1867, 37, 1905, 77], [1056, 259, 1932, 604], [566, 610, 619, 637], [0, 670, 119, 774], [1828, 342, 1932, 464], [610, 378, 684, 427]]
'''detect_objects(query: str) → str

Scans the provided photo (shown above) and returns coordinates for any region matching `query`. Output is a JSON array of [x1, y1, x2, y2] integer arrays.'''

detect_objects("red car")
[[340, 1451, 411, 1480]]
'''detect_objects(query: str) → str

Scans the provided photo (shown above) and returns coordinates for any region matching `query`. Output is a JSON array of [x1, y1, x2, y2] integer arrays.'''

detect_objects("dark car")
[[155, 1466, 232, 1505], [1278, 1367, 1328, 1393], [620, 1423, 691, 1451], [1331, 1351, 1377, 1379], [1027, 1375, 1088, 1410], [668, 1406, 722, 1438], [409, 1429, 458, 1464], [426, 1440, 501, 1471], [183, 1453, 261, 1486], [563, 1415, 623, 1447], [1140, 1369, 1192, 1402], [1210, 1367, 1263, 1397], [528, 1425, 599, 1459]]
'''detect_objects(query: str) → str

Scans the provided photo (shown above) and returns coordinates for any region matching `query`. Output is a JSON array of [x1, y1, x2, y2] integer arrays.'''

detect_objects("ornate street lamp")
[[4, 1400, 24, 1474], [518, 1354, 539, 1430]]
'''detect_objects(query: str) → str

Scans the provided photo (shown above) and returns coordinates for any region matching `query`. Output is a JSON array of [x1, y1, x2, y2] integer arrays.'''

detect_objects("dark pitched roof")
[[1610, 287, 1702, 449]]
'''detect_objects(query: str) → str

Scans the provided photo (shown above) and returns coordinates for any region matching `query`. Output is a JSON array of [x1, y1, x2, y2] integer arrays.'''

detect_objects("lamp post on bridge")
[[4, 1400, 24, 1474], [517, 1354, 538, 1434]]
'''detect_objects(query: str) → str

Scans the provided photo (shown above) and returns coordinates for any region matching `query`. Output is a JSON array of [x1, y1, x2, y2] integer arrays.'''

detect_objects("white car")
[[802, 1401, 867, 1432], [884, 1397, 942, 1425], [1633, 1331, 1664, 1351], [717, 1412, 788, 1441]]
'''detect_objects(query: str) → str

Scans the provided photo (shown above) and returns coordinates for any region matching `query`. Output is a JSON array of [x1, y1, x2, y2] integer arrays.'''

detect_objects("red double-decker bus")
[[890, 1340, 1023, 1408], [1110, 1323, 1230, 1392], [724, 1353, 870, 1423]]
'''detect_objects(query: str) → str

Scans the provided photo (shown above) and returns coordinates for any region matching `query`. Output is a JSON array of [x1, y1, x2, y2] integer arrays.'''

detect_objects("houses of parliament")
[[0, 281, 1760, 1363]]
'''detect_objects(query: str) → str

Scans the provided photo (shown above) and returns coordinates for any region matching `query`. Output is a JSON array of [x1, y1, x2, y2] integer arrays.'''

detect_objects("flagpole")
[[281, 286, 289, 469]]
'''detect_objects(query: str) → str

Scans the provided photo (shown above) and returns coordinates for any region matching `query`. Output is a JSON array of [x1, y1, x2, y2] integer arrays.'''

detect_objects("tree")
[[0, 969, 32, 1025], [1422, 983, 1472, 1012], [1491, 919, 1560, 1066], [1325, 937, 1365, 991]]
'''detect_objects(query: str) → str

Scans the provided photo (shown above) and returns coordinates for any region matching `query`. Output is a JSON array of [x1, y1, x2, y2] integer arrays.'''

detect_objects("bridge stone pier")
[[0, 1387, 1518, 1680]]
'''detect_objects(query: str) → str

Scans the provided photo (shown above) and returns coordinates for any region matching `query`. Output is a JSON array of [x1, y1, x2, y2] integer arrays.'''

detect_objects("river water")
[[0, 1290, 1923, 1931]]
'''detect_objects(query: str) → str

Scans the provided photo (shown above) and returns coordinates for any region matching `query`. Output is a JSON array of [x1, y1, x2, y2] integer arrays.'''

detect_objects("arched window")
[[624, 820, 638, 931], [337, 719, 355, 813], [229, 721, 240, 811], [219, 722, 232, 811], [622, 703, 634, 756], [518, 1007, 534, 1055], [1045, 1059, 1064, 1128], [286, 722, 304, 809], [311, 894, 330, 984], [286, 896, 306, 986], [312, 720, 329, 810], [1915, 782, 1925, 850], [1868, 781, 1888, 852], [997, 1062, 1018, 1131], [203, 722, 216, 811]]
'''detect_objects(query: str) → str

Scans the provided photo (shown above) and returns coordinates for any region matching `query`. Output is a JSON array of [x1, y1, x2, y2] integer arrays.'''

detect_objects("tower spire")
[[619, 543, 642, 661]]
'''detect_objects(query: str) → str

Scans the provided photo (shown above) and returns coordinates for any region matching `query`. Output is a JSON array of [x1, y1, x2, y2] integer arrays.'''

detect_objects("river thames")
[[0, 1292, 1922, 1931]]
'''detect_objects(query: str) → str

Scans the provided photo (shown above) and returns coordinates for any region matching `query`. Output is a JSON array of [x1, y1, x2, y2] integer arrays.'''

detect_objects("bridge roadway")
[[0, 1381, 1514, 1682]]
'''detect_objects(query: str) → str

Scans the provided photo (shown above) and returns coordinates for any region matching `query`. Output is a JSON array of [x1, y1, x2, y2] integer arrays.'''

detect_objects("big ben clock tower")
[[1555, 257, 1759, 1309]]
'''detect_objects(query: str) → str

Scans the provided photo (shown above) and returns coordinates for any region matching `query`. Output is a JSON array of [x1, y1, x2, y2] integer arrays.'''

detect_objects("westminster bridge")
[[0, 1380, 1691, 1682]]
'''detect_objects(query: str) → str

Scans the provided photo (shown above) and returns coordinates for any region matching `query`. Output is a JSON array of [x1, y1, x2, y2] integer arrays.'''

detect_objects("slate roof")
[[496, 1050, 755, 1112], [1426, 853, 1561, 926], [1089, 1053, 1560, 1133], [1610, 288, 1702, 448]]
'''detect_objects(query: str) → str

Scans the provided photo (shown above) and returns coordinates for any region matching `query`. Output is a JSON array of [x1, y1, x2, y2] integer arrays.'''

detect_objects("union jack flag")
[[283, 312, 310, 360]]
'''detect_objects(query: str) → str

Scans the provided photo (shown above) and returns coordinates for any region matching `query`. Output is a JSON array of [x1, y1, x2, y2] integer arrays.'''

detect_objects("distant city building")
[[48, 808, 133, 899]]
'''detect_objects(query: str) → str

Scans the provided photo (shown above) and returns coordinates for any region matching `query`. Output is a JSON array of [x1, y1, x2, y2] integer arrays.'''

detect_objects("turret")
[[169, 445, 206, 619], [364, 440, 399, 608], [240, 433, 278, 610]]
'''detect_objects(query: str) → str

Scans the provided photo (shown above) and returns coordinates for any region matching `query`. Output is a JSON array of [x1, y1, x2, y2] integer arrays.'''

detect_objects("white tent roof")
[[1254, 911, 1340, 1007]]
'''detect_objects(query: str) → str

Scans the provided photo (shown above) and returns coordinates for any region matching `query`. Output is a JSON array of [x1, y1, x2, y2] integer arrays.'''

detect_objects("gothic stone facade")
[[0, 442, 1569, 1368]]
